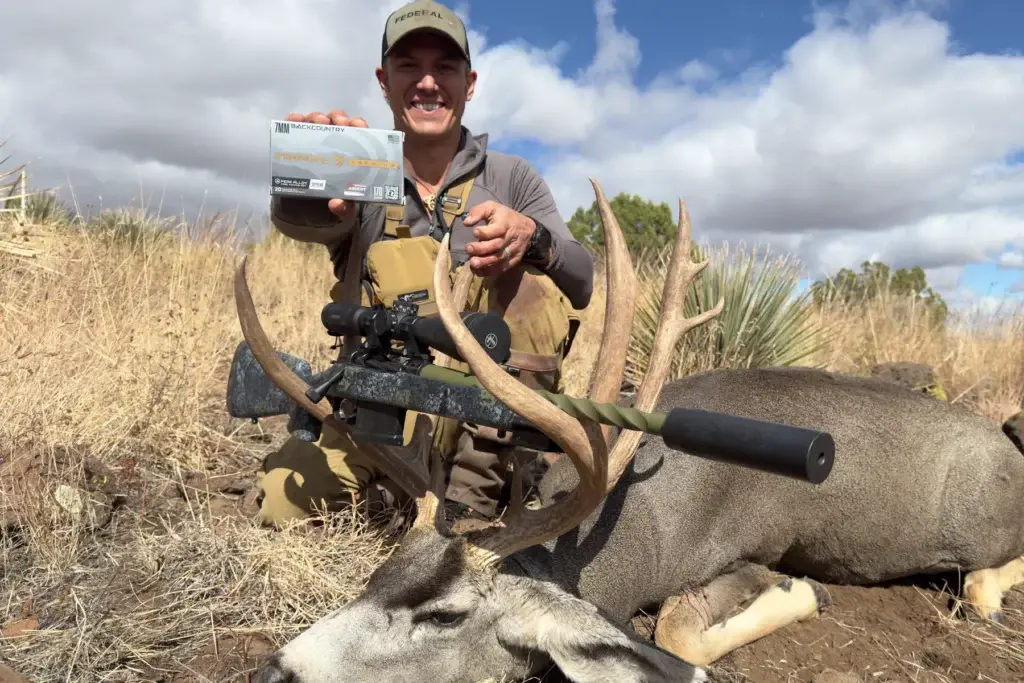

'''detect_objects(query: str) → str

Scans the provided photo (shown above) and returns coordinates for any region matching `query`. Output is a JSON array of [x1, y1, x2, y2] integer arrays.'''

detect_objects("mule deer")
[[240, 179, 1024, 683]]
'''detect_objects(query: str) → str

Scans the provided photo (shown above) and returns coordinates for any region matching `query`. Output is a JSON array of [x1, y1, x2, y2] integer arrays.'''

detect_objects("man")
[[255, 0, 594, 528]]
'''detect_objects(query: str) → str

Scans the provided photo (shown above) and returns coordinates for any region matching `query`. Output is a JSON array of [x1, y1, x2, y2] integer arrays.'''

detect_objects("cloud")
[[1, 0, 1023, 304], [526, 4, 1024, 282], [0, 0, 398, 214], [998, 250, 1024, 269]]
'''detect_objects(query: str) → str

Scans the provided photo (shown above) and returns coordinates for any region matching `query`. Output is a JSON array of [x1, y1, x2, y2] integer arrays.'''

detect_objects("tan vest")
[[334, 170, 580, 395]]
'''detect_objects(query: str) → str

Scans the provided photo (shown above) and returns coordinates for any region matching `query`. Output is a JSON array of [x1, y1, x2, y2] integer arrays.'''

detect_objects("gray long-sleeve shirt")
[[270, 126, 595, 310]]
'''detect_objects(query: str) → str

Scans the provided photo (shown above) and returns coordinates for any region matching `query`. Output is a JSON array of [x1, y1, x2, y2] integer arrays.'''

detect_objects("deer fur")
[[244, 177, 1024, 683], [252, 365, 1024, 682]]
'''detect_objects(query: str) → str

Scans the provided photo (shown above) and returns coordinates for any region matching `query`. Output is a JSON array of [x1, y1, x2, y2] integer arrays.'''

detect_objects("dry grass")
[[1, 206, 1023, 681], [564, 252, 1024, 426], [809, 290, 1024, 424], [0, 215, 392, 681]]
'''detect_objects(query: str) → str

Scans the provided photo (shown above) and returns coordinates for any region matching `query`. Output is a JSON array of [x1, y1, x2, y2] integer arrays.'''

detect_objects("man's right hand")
[[284, 109, 368, 220]]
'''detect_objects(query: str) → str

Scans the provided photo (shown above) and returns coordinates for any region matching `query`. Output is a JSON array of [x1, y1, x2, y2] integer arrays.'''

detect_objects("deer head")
[[243, 179, 723, 683]]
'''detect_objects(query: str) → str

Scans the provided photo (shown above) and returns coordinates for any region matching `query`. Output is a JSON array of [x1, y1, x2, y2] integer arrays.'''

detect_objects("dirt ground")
[[649, 582, 1024, 683], [3, 441, 1023, 683]]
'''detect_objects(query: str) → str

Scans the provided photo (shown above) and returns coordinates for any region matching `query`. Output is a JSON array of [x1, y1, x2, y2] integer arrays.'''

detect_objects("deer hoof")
[[775, 577, 832, 612], [808, 579, 833, 612]]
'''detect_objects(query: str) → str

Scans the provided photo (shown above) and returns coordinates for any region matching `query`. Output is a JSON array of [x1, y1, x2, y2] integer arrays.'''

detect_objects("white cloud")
[[998, 250, 1024, 268], [677, 60, 719, 84], [1, 0, 1023, 304]]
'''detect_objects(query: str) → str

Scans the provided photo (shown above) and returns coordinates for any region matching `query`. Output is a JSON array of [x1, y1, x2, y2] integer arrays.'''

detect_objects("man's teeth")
[[414, 103, 443, 111]]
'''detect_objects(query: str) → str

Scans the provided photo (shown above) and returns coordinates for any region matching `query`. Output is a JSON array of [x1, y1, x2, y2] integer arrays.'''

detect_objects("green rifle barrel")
[[418, 364, 667, 435]]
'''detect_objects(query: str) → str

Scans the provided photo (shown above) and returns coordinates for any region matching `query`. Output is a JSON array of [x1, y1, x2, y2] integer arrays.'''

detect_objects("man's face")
[[376, 32, 477, 140]]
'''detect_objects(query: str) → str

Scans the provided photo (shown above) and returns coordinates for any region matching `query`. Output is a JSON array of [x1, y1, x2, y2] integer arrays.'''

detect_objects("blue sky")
[[470, 0, 1022, 89], [2, 0, 1022, 308], [470, 0, 1024, 302]]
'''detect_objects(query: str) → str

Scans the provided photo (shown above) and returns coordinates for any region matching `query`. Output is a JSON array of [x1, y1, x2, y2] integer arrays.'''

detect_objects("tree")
[[811, 260, 949, 325], [567, 192, 675, 255]]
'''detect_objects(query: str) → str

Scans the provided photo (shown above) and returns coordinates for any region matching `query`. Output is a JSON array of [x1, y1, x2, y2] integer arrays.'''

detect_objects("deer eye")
[[417, 610, 467, 627]]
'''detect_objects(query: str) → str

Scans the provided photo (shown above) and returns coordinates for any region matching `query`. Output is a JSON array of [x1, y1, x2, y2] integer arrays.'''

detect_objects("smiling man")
[[256, 0, 594, 530]]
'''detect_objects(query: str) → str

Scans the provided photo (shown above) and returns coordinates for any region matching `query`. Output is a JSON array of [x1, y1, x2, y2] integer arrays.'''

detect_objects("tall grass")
[[1, 182, 1022, 680], [565, 240, 1022, 424], [810, 281, 1024, 423]]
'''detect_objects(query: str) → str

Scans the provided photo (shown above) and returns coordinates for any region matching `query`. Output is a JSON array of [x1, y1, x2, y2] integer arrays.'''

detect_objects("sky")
[[1, 0, 1022, 310]]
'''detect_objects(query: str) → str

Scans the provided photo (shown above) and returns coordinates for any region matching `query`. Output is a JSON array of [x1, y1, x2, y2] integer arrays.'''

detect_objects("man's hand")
[[463, 200, 537, 277], [284, 109, 368, 221]]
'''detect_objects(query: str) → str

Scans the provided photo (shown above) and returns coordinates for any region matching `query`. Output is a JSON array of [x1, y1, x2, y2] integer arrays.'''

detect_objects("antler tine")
[[430, 177, 637, 568], [432, 234, 607, 569], [432, 266, 477, 371], [233, 254, 431, 500], [234, 256, 333, 422], [587, 179, 638, 411], [604, 198, 724, 492], [412, 427, 450, 534], [411, 265, 476, 532]]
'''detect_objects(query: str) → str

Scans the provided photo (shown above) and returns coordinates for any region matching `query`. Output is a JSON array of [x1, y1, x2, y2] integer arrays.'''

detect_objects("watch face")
[[525, 225, 548, 261], [538, 225, 551, 250]]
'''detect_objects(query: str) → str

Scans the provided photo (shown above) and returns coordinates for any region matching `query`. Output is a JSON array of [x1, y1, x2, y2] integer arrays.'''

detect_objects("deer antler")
[[430, 179, 723, 569], [605, 199, 724, 492], [428, 178, 642, 568], [432, 233, 610, 568], [233, 251, 432, 499]]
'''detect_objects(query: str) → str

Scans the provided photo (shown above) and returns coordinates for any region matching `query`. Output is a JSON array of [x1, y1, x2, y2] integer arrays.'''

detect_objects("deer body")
[[241, 178, 1024, 682], [524, 366, 1024, 624]]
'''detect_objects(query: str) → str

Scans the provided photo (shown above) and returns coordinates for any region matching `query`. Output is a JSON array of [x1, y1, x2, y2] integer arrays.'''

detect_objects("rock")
[[1, 616, 39, 639], [52, 484, 113, 530], [811, 670, 863, 683], [0, 455, 41, 538], [82, 456, 122, 497], [0, 662, 30, 683]]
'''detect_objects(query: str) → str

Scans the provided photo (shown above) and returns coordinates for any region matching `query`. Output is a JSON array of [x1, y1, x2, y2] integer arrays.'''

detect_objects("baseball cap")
[[381, 0, 471, 66]]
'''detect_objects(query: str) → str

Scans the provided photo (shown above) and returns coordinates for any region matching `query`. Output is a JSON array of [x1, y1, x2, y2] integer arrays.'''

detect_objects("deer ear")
[[496, 583, 707, 683]]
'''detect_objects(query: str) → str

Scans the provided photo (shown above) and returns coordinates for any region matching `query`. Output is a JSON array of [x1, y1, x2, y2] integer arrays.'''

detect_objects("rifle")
[[226, 299, 836, 485]]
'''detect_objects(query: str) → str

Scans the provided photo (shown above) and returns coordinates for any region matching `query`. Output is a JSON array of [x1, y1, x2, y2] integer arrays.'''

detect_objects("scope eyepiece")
[[320, 301, 511, 365]]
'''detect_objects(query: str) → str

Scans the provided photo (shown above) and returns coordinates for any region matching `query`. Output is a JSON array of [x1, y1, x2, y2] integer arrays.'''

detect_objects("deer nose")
[[250, 653, 296, 683]]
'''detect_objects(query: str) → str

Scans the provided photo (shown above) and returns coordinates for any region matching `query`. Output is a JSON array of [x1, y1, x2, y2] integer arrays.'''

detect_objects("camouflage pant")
[[255, 265, 575, 527]]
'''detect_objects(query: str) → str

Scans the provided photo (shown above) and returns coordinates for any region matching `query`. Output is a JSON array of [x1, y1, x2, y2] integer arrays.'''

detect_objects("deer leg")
[[655, 564, 832, 667], [964, 555, 1024, 623]]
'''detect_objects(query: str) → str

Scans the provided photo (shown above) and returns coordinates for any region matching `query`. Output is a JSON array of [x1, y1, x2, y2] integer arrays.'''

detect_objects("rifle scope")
[[320, 301, 512, 365]]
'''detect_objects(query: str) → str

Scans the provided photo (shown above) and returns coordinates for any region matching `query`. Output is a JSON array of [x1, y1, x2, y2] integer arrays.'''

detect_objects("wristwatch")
[[523, 221, 552, 266]]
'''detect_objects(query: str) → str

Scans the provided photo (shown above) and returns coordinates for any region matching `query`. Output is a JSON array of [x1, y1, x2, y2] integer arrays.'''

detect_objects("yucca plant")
[[624, 240, 834, 389], [25, 189, 73, 227], [86, 206, 178, 248]]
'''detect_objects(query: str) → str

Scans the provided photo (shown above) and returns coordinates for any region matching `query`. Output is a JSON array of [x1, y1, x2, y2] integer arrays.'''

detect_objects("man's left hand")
[[463, 200, 536, 277]]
